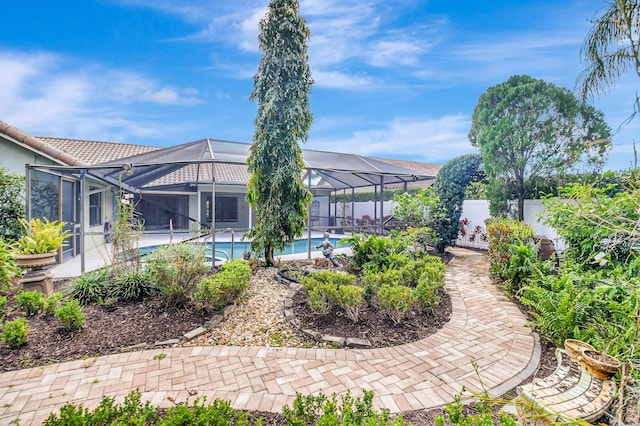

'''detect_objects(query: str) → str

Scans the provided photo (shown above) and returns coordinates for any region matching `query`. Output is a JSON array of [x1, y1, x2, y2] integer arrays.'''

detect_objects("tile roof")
[[374, 157, 442, 177], [38, 137, 161, 165], [0, 121, 85, 166], [4, 122, 441, 189], [143, 163, 250, 188]]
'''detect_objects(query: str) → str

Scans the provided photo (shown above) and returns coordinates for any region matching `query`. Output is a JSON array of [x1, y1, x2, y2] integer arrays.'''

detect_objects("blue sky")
[[1, 0, 638, 170]]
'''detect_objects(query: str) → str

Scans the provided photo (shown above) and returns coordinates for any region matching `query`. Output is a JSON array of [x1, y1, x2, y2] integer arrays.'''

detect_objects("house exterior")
[[1, 121, 441, 265]]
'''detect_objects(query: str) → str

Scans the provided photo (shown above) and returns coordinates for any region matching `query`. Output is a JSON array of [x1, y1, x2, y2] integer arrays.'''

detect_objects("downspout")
[[25, 165, 31, 221]]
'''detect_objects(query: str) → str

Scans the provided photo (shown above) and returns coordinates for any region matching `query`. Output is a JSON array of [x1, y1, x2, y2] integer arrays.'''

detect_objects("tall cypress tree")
[[246, 0, 313, 265]]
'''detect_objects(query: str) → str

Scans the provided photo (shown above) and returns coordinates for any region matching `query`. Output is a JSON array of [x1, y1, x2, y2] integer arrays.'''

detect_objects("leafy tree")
[[432, 154, 484, 249], [0, 167, 26, 240], [576, 0, 640, 104], [246, 0, 313, 266], [542, 174, 640, 265], [469, 75, 611, 220], [391, 187, 441, 228]]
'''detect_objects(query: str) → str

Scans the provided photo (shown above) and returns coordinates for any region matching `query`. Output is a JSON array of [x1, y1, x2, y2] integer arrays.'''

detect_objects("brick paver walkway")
[[0, 248, 539, 425]]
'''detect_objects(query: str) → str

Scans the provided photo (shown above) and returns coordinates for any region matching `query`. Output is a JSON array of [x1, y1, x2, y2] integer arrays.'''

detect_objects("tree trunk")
[[264, 244, 274, 267], [517, 193, 525, 221]]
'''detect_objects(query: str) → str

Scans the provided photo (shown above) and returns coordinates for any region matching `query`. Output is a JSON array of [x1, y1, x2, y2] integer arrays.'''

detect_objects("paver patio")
[[0, 247, 539, 424]]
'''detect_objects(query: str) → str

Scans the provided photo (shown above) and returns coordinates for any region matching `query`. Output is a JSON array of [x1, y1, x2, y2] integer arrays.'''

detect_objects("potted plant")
[[12, 218, 71, 268], [581, 350, 621, 380]]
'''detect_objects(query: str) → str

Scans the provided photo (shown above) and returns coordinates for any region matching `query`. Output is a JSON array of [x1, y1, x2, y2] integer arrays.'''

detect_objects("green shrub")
[[519, 272, 602, 345], [414, 276, 442, 310], [336, 285, 365, 323], [219, 259, 252, 283], [44, 389, 159, 425], [392, 227, 438, 259], [2, 317, 29, 348], [43, 292, 64, 315], [0, 239, 20, 290], [162, 397, 253, 425], [361, 271, 384, 307], [65, 268, 109, 305], [0, 295, 7, 320], [15, 290, 45, 316], [342, 233, 395, 273], [432, 154, 484, 250], [145, 243, 208, 308], [302, 271, 356, 315], [407, 257, 446, 309], [486, 218, 535, 282], [304, 270, 356, 287], [283, 389, 403, 425], [542, 180, 640, 266], [413, 256, 446, 284], [195, 260, 251, 312], [110, 268, 155, 302], [503, 242, 542, 295], [305, 282, 338, 315], [55, 300, 86, 331], [391, 187, 442, 242], [377, 284, 415, 325], [0, 168, 26, 241], [434, 394, 516, 425]]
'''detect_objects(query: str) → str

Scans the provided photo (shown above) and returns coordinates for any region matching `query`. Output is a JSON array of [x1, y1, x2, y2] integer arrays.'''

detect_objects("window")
[[215, 196, 238, 222], [89, 190, 102, 226], [204, 195, 238, 223]]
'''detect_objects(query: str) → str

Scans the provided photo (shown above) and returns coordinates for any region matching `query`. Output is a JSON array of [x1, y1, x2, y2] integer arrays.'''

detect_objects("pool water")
[[210, 237, 348, 260], [140, 237, 348, 261]]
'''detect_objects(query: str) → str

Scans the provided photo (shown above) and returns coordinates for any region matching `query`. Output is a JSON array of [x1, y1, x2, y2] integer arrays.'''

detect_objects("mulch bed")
[[0, 284, 209, 371], [291, 289, 451, 348]]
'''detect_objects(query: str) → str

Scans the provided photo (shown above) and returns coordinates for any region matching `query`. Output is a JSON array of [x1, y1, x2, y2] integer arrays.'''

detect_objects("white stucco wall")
[[0, 137, 57, 175]]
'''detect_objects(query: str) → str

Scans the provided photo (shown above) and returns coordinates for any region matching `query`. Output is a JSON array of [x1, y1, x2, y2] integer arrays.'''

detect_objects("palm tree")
[[576, 0, 640, 102]]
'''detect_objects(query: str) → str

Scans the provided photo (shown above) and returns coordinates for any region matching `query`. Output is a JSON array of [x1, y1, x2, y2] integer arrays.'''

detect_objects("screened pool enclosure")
[[25, 139, 435, 271]]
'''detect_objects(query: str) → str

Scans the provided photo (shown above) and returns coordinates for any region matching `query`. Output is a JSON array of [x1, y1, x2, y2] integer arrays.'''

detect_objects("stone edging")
[[275, 270, 372, 349], [120, 303, 238, 353], [122, 266, 372, 354]]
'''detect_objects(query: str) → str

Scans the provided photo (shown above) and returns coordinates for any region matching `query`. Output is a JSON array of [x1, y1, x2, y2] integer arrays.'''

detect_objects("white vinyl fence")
[[455, 200, 565, 251], [323, 198, 565, 251]]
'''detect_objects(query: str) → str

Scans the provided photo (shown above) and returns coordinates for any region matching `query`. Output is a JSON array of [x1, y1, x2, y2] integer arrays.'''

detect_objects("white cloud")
[[127, 1, 433, 90], [369, 39, 423, 67], [0, 50, 202, 140], [102, 71, 202, 105], [312, 70, 376, 89], [310, 114, 475, 163]]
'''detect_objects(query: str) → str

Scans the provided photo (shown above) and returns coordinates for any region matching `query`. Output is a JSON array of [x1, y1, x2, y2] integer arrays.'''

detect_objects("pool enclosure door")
[[61, 179, 80, 261], [29, 170, 80, 261]]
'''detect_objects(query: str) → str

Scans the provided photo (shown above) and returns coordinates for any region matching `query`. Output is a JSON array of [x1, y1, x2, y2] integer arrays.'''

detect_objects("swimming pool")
[[210, 237, 348, 260], [140, 237, 349, 261]]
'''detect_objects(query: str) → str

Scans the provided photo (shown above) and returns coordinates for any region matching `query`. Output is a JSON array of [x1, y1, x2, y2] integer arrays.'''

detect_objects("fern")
[[520, 274, 597, 345]]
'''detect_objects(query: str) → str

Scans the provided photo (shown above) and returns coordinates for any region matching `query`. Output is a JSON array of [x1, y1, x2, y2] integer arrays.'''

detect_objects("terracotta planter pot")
[[581, 350, 621, 380], [14, 252, 57, 269], [564, 338, 595, 362]]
